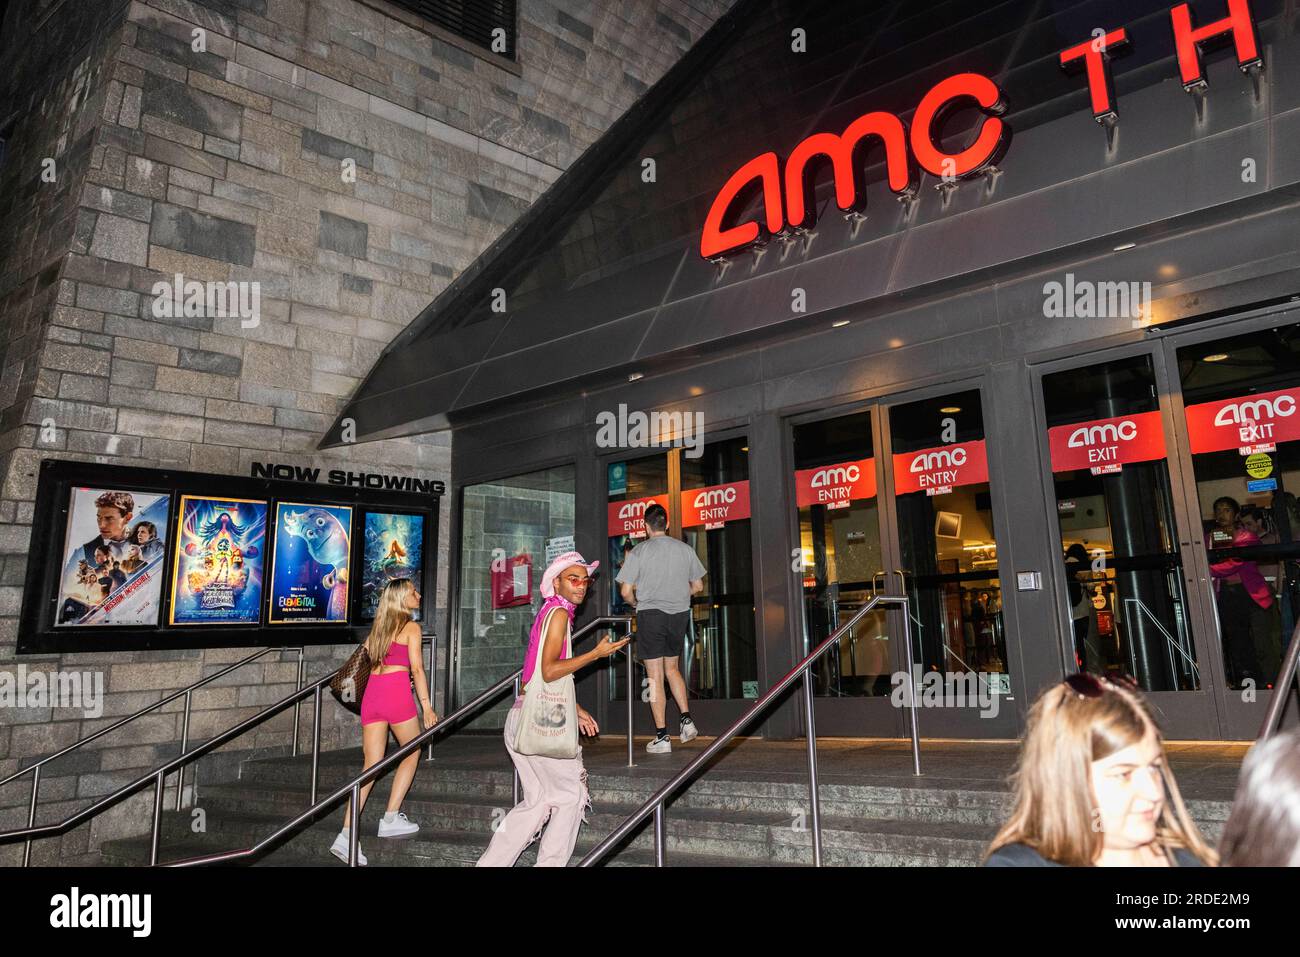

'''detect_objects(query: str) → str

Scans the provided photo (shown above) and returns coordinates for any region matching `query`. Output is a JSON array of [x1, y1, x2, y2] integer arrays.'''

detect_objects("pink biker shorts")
[[360, 671, 417, 726]]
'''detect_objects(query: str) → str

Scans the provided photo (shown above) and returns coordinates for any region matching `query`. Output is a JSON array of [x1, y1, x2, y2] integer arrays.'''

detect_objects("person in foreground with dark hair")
[[617, 503, 706, 753], [984, 673, 1215, 867], [1218, 728, 1300, 866]]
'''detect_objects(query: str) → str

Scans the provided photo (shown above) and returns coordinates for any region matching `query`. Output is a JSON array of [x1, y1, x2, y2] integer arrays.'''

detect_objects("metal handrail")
[[1259, 618, 1300, 739], [579, 595, 916, 868], [164, 615, 634, 867], [0, 646, 303, 866]]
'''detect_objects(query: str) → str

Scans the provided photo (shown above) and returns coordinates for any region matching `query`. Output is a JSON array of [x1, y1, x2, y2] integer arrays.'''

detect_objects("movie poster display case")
[[18, 459, 440, 654]]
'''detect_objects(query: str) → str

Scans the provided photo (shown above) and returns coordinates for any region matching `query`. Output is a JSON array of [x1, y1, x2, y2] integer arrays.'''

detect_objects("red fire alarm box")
[[491, 553, 532, 609]]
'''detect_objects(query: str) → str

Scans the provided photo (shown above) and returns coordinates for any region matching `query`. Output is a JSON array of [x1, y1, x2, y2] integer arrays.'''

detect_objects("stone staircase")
[[96, 737, 1235, 867]]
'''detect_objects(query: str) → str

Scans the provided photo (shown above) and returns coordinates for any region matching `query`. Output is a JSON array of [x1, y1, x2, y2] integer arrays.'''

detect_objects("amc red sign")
[[701, 72, 1007, 258], [1185, 388, 1300, 454], [607, 494, 671, 537], [681, 481, 751, 529], [701, 1, 1262, 259], [794, 459, 876, 509], [892, 441, 988, 495], [1048, 411, 1166, 474]]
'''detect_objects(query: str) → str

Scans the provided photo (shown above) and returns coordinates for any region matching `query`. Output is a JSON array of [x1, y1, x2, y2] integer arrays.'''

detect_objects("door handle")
[[872, 570, 887, 596], [893, 569, 910, 594]]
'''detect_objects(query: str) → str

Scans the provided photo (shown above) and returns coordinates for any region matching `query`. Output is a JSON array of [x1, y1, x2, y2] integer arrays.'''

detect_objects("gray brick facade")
[[0, 0, 731, 864]]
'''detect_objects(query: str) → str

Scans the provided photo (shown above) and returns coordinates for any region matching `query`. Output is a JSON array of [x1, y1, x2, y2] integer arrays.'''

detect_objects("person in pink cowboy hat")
[[477, 551, 629, 866]]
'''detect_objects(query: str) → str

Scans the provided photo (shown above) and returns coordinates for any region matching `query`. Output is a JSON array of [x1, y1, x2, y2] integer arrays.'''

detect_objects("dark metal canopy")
[[323, 0, 1292, 447]]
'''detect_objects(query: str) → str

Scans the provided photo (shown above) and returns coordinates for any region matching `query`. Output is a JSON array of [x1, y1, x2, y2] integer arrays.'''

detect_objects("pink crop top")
[[381, 641, 410, 667]]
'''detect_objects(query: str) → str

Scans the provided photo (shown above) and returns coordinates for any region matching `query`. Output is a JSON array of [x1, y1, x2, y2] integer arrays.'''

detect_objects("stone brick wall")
[[0, 0, 732, 864]]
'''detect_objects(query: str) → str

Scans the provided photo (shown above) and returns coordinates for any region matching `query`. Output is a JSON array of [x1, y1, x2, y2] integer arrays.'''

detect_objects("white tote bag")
[[513, 608, 579, 759]]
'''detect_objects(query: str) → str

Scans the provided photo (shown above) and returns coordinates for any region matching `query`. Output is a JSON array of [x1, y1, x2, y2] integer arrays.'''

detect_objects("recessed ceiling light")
[[741, 446, 749, 452], [832, 320, 850, 328], [1113, 242, 1137, 251], [1203, 353, 1229, 363], [939, 406, 961, 414], [628, 372, 643, 382]]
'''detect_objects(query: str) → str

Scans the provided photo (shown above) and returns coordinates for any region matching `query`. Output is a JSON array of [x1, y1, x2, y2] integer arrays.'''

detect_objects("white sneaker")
[[329, 830, 368, 865], [679, 718, 698, 744], [377, 811, 419, 838], [646, 736, 672, 754]]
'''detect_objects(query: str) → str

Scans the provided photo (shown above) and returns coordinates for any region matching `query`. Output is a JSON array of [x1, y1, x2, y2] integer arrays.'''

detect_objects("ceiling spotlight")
[[939, 406, 961, 414], [1203, 353, 1229, 363], [1113, 242, 1137, 251], [832, 319, 850, 328], [628, 372, 643, 382]]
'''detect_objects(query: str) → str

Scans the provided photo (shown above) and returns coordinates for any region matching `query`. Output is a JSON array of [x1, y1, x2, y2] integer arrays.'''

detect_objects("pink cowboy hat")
[[539, 550, 600, 598]]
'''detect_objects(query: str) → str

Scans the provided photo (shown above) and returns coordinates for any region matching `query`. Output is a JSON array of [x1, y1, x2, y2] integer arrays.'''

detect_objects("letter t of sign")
[[1059, 28, 1129, 122]]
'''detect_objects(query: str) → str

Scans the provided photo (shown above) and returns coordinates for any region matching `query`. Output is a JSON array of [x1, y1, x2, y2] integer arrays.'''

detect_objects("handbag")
[[329, 643, 372, 713], [513, 608, 579, 759]]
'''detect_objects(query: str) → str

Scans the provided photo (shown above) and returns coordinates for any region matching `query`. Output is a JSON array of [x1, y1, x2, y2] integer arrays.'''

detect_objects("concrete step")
[[96, 807, 793, 868], [95, 739, 1236, 867], [237, 750, 1017, 827], [161, 781, 995, 864]]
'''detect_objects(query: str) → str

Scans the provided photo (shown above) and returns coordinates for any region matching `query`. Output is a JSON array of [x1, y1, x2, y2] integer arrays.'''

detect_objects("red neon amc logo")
[[700, 72, 1008, 259], [700, 0, 1263, 261]]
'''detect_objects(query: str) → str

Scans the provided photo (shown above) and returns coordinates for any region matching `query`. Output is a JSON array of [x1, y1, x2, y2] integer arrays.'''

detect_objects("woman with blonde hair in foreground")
[[985, 673, 1215, 867]]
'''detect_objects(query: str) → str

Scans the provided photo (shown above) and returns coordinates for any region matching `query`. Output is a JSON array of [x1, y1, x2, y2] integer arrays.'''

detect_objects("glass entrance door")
[[1167, 320, 1300, 738], [791, 408, 903, 737], [1035, 349, 1222, 739], [883, 388, 1017, 737]]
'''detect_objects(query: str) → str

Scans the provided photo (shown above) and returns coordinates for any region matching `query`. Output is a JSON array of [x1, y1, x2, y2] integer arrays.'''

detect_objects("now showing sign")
[[892, 441, 989, 496], [1048, 411, 1166, 474]]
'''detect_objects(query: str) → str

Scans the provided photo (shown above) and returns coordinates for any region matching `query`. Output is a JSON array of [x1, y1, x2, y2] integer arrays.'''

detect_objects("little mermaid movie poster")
[[169, 495, 267, 626], [360, 512, 424, 621], [268, 502, 352, 624]]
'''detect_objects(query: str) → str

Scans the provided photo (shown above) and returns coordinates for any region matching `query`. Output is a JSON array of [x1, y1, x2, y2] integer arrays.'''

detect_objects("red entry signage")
[[892, 441, 989, 496], [1184, 388, 1300, 454], [702, 1, 1262, 258], [794, 459, 876, 509], [681, 481, 751, 529], [1047, 411, 1166, 474], [607, 494, 672, 537]]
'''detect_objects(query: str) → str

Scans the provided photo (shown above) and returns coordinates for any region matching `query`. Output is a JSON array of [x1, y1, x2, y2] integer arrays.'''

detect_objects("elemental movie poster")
[[268, 502, 353, 624], [56, 487, 170, 627], [361, 512, 424, 621], [169, 495, 267, 625]]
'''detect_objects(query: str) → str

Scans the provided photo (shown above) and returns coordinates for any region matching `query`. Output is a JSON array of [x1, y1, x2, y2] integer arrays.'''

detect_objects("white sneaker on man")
[[679, 717, 699, 744], [377, 811, 419, 838], [646, 735, 672, 754], [329, 829, 368, 865]]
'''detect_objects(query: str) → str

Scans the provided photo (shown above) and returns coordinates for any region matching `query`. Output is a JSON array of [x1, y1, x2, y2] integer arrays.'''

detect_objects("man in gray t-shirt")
[[616, 504, 706, 753]]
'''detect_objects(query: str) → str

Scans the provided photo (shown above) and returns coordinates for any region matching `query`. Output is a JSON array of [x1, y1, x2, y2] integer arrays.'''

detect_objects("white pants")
[[476, 701, 589, 867]]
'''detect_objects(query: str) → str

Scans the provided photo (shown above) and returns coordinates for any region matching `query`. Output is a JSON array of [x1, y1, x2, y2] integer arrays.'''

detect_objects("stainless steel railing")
[[0, 646, 303, 866], [1259, 618, 1300, 740], [579, 595, 916, 867], [164, 615, 634, 867]]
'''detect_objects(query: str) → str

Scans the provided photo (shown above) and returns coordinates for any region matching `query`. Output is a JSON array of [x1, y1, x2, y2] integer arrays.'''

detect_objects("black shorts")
[[635, 609, 690, 661]]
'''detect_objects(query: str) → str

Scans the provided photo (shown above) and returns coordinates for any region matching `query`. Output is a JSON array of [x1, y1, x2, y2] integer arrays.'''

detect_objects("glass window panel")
[[456, 465, 575, 728]]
